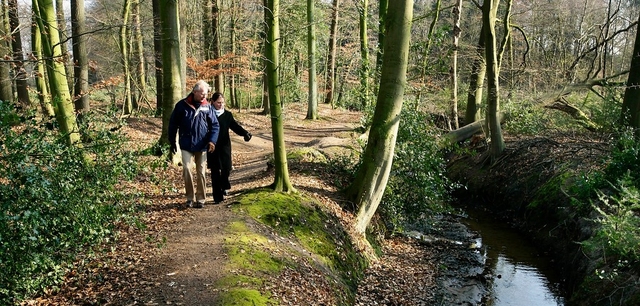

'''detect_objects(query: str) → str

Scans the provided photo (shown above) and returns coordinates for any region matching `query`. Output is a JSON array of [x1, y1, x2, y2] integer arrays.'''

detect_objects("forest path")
[[123, 103, 360, 305]]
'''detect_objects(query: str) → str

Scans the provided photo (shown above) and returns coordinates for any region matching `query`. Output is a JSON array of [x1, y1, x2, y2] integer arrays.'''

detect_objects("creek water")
[[461, 205, 567, 305]]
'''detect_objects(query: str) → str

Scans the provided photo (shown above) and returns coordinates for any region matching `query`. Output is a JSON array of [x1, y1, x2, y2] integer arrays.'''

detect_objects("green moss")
[[528, 172, 570, 209], [216, 274, 264, 288], [218, 288, 273, 306], [287, 147, 327, 163], [234, 190, 367, 293]]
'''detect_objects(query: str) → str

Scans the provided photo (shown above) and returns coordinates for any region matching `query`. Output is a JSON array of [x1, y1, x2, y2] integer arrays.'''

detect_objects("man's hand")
[[244, 132, 252, 142], [170, 143, 177, 154], [208, 142, 216, 153]]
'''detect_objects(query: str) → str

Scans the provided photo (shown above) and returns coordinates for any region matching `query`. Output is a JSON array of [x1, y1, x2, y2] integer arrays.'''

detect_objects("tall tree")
[[55, 0, 71, 89], [153, 0, 163, 117], [206, 0, 223, 92], [228, 0, 237, 107], [132, 0, 147, 109], [356, 0, 370, 108], [264, 0, 294, 193], [0, 0, 14, 102], [484, 0, 504, 159], [323, 0, 339, 105], [8, 0, 31, 107], [348, 0, 413, 236], [36, 0, 81, 146], [32, 0, 54, 117], [464, 21, 486, 125], [621, 13, 640, 131], [120, 0, 133, 115], [450, 0, 462, 129], [305, 0, 318, 119], [71, 0, 89, 115], [375, 0, 388, 74], [159, 0, 183, 147]]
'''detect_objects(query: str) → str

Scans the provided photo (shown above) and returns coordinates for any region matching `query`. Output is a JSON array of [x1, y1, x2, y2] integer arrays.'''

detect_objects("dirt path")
[[119, 104, 361, 305]]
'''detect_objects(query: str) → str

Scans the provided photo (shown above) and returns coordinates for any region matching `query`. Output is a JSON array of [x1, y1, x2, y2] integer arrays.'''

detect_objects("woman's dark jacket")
[[207, 110, 249, 170], [168, 94, 219, 152]]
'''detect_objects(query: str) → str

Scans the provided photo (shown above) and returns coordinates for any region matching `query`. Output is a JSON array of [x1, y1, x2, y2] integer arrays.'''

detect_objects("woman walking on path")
[[207, 92, 252, 204]]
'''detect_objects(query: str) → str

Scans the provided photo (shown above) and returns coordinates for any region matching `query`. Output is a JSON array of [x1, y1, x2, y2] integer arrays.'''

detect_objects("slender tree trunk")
[[229, 0, 237, 108], [323, 0, 339, 106], [376, 0, 388, 75], [450, 0, 462, 129], [464, 23, 486, 125], [265, 0, 294, 193], [71, 0, 89, 116], [421, 0, 441, 78], [132, 0, 147, 109], [621, 14, 640, 131], [209, 0, 223, 92], [0, 0, 13, 102], [8, 0, 30, 107], [305, 0, 317, 119], [484, 0, 504, 159], [350, 0, 413, 236], [153, 0, 163, 117], [120, 0, 133, 115], [357, 0, 370, 108], [159, 0, 183, 146], [36, 0, 81, 146], [32, 1, 54, 117], [55, 0, 72, 91]]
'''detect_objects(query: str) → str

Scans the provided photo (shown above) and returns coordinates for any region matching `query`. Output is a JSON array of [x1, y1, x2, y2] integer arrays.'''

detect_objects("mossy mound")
[[217, 189, 366, 305]]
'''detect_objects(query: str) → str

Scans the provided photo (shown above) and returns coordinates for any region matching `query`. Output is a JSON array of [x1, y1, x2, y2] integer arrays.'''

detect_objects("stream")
[[461, 204, 567, 305]]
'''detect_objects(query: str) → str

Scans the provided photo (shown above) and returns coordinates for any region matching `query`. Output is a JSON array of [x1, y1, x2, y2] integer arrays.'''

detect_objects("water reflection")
[[462, 206, 566, 306]]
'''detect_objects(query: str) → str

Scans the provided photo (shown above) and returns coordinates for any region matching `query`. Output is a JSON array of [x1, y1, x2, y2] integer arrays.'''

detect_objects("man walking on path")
[[168, 80, 220, 208]]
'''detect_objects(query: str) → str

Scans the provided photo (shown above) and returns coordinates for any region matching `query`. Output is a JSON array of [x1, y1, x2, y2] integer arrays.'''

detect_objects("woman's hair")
[[211, 92, 224, 102]]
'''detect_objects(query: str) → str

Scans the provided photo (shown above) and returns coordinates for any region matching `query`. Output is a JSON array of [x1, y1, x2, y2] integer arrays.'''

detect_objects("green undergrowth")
[[217, 189, 366, 305]]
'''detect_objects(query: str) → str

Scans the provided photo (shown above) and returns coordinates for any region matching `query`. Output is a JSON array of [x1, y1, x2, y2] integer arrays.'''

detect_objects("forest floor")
[[23, 103, 492, 305]]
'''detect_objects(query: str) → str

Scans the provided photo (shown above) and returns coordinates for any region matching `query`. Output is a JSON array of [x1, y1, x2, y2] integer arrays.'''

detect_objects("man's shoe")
[[193, 202, 204, 208], [223, 190, 229, 196], [186, 200, 194, 208]]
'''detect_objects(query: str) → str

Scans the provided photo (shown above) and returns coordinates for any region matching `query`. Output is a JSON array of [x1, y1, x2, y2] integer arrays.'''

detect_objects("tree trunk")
[[375, 0, 388, 75], [349, 0, 413, 236], [0, 0, 13, 102], [621, 13, 640, 131], [132, 0, 148, 109], [323, 0, 339, 105], [159, 0, 183, 146], [36, 0, 81, 146], [357, 0, 370, 108], [8, 0, 31, 107], [421, 0, 440, 78], [120, 0, 133, 115], [305, 0, 317, 120], [55, 0, 71, 91], [32, 1, 54, 117], [229, 0, 237, 108], [208, 0, 223, 92], [464, 23, 486, 125], [71, 0, 89, 116], [152, 0, 163, 117], [265, 0, 294, 193], [450, 0, 462, 129], [484, 0, 504, 159]]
